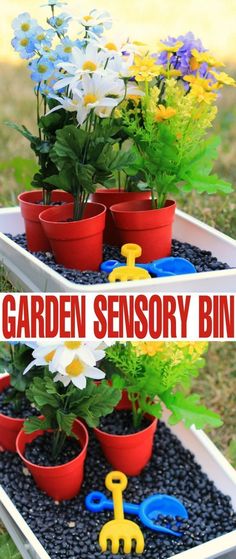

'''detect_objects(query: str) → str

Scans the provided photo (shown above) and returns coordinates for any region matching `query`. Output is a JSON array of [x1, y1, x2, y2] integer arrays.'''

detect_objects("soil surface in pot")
[[34, 201, 67, 206], [98, 409, 151, 435], [0, 386, 38, 419], [1, 422, 235, 559], [24, 432, 82, 467], [6, 233, 231, 286]]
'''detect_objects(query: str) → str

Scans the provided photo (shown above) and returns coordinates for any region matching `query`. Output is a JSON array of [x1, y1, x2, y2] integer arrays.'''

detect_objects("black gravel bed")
[[98, 409, 151, 435], [24, 432, 81, 466], [0, 386, 38, 419], [1, 422, 235, 559], [5, 233, 231, 285]]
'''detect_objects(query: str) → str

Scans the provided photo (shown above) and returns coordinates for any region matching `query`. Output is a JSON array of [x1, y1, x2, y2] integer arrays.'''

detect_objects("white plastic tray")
[[0, 411, 236, 559], [0, 207, 236, 292]]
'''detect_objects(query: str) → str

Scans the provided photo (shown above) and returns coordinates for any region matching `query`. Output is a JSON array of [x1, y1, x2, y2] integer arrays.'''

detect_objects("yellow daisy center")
[[37, 33, 45, 41], [66, 358, 85, 377], [82, 60, 97, 72], [64, 46, 72, 53], [38, 64, 48, 74], [64, 342, 82, 350], [20, 38, 29, 47], [56, 18, 63, 26], [84, 93, 97, 105], [84, 15, 93, 22], [105, 42, 118, 51], [21, 23, 30, 32], [45, 350, 56, 362]]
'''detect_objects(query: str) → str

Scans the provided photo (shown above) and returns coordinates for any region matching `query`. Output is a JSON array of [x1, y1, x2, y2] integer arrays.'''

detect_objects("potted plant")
[[94, 341, 222, 475], [9, 1, 147, 266], [110, 34, 235, 261], [0, 342, 43, 452], [9, 4, 79, 251], [16, 340, 121, 500]]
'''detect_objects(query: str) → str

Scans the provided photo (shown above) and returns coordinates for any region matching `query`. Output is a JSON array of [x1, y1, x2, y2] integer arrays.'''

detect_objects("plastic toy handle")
[[121, 244, 142, 268], [105, 471, 127, 521], [85, 491, 114, 513]]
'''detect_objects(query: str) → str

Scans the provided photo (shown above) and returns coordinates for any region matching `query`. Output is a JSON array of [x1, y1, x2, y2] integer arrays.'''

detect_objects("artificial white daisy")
[[49, 340, 105, 372], [47, 88, 82, 114], [53, 356, 105, 389], [79, 10, 112, 30], [54, 45, 107, 91], [75, 73, 124, 124]]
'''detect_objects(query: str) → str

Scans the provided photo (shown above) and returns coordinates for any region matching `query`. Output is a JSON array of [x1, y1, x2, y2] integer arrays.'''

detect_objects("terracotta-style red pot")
[[94, 399, 157, 476], [18, 190, 73, 252], [0, 375, 25, 452], [16, 419, 89, 501], [110, 199, 176, 261], [39, 202, 106, 270], [90, 189, 151, 246]]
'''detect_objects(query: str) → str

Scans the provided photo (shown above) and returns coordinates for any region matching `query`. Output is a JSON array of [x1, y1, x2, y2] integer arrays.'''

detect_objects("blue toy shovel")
[[101, 257, 196, 277], [85, 492, 188, 537], [149, 257, 196, 277]]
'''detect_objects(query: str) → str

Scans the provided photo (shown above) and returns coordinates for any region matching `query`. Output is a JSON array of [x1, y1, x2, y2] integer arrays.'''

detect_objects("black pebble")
[[0, 422, 235, 559], [5, 234, 231, 286]]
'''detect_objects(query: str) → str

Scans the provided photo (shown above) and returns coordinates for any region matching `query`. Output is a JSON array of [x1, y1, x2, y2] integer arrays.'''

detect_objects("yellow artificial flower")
[[210, 71, 236, 87], [130, 55, 161, 82], [155, 104, 176, 122], [132, 341, 208, 360], [132, 342, 166, 356], [183, 75, 213, 90], [190, 49, 225, 68], [161, 68, 182, 78], [158, 41, 183, 53], [190, 84, 217, 104]]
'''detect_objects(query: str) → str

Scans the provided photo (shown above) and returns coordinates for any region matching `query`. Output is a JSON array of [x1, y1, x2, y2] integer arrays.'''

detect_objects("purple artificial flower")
[[157, 32, 207, 76]]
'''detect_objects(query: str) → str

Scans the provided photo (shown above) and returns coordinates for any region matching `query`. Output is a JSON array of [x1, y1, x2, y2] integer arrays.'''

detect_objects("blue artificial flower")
[[29, 56, 55, 82], [12, 12, 38, 36], [34, 26, 54, 49], [11, 34, 35, 59], [55, 37, 78, 61], [41, 0, 67, 7], [157, 32, 207, 76], [47, 12, 71, 34], [90, 24, 104, 37]]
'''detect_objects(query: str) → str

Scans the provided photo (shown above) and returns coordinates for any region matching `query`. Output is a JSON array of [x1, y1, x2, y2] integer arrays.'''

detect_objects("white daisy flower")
[[75, 73, 125, 124], [53, 357, 105, 389], [79, 10, 112, 30], [49, 340, 105, 371], [54, 45, 107, 91], [46, 88, 83, 115]]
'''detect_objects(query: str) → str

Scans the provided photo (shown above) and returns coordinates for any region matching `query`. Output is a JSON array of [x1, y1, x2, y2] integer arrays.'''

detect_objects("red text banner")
[[0, 293, 235, 341]]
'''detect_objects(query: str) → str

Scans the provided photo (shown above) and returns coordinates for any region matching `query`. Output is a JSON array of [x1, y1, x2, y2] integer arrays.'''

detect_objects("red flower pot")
[[16, 419, 89, 501], [94, 405, 157, 476], [90, 189, 151, 246], [110, 199, 176, 262], [39, 202, 106, 271], [0, 375, 25, 452], [116, 390, 131, 410], [18, 190, 73, 252]]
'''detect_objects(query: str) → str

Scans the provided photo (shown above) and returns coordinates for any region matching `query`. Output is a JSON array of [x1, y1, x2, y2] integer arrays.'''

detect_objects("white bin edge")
[[0, 406, 235, 559], [0, 207, 236, 293]]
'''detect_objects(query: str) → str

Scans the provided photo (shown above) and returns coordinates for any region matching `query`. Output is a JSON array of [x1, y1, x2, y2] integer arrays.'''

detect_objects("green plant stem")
[[52, 429, 67, 461], [43, 188, 51, 205]]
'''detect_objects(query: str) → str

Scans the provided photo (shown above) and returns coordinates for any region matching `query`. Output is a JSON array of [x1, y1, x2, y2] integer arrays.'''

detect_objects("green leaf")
[[142, 400, 162, 418], [163, 391, 223, 429], [56, 410, 76, 436], [50, 125, 88, 167], [26, 377, 59, 409], [0, 533, 22, 559]]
